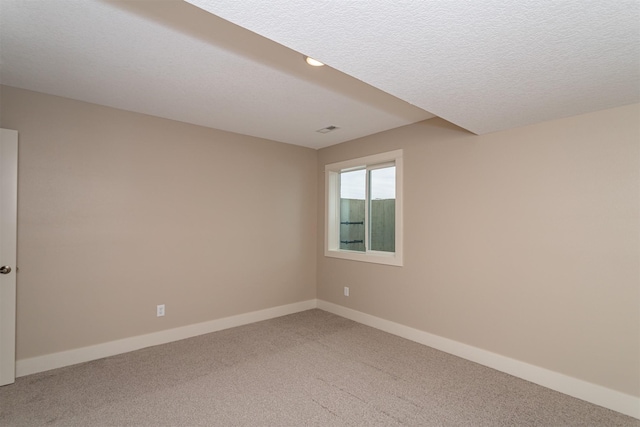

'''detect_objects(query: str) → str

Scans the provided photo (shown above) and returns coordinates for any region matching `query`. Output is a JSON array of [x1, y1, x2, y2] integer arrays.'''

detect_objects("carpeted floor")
[[0, 309, 638, 426]]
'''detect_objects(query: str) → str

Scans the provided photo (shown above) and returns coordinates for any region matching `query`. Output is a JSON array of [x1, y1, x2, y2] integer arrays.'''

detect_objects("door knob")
[[0, 266, 11, 274]]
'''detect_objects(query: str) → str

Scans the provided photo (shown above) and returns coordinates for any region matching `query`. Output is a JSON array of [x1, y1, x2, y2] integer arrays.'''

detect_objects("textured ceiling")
[[1, 1, 638, 149], [0, 0, 431, 149], [188, 0, 640, 135]]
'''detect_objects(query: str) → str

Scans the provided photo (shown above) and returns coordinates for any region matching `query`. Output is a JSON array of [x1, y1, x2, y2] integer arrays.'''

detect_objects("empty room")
[[0, 1, 638, 425]]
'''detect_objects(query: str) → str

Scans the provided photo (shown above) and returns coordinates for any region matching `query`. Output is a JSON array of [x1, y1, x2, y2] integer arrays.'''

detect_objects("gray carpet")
[[0, 309, 638, 426]]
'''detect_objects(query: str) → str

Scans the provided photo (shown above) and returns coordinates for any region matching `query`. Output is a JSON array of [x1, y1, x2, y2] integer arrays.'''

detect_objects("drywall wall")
[[0, 85, 317, 360], [317, 104, 639, 397], [2, 82, 638, 402]]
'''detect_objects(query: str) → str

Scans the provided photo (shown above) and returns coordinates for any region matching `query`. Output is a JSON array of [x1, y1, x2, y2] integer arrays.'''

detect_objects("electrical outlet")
[[344, 287, 350, 297], [157, 304, 165, 317]]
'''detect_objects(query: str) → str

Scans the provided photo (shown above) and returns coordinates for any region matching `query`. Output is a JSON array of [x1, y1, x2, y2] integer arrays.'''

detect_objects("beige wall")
[[0, 86, 317, 360], [2, 84, 638, 399], [317, 104, 640, 397]]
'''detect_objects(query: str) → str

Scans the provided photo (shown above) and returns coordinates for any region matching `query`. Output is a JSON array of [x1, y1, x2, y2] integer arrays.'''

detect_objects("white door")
[[0, 128, 17, 386]]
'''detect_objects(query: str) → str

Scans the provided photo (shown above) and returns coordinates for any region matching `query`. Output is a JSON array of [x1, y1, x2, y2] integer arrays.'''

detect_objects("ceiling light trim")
[[305, 56, 325, 67]]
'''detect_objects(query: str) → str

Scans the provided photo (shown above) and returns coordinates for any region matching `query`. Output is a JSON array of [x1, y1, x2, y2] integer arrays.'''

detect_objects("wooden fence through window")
[[339, 198, 395, 252]]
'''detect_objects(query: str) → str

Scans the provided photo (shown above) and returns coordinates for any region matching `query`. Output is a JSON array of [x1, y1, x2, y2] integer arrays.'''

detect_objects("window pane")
[[369, 166, 395, 252], [340, 169, 365, 252]]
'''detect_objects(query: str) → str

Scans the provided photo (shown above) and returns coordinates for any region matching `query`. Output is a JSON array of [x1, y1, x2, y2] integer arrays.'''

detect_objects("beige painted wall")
[[0, 86, 317, 360], [317, 104, 640, 397], [1, 83, 638, 400]]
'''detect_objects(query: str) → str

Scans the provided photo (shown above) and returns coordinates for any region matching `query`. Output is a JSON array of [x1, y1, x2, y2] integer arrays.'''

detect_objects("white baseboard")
[[15, 298, 639, 419], [16, 299, 318, 378], [317, 300, 640, 420]]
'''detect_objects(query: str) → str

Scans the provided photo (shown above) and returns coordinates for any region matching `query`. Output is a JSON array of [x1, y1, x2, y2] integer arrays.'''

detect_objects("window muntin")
[[325, 150, 403, 266]]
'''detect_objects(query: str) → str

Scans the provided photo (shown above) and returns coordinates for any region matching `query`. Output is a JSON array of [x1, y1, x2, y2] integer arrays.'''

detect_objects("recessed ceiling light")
[[305, 56, 325, 67]]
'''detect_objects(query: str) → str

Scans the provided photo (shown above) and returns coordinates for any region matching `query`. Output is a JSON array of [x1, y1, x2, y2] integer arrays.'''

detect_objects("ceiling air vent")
[[316, 125, 339, 134]]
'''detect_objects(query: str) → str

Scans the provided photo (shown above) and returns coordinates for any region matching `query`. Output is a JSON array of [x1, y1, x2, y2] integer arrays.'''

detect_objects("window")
[[325, 150, 403, 266]]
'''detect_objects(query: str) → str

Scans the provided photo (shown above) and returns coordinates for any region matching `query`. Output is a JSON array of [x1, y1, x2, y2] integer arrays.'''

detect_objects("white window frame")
[[324, 149, 403, 266]]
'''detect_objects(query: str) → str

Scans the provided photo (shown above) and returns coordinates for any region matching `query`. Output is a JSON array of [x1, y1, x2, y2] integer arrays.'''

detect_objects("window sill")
[[324, 249, 403, 267]]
